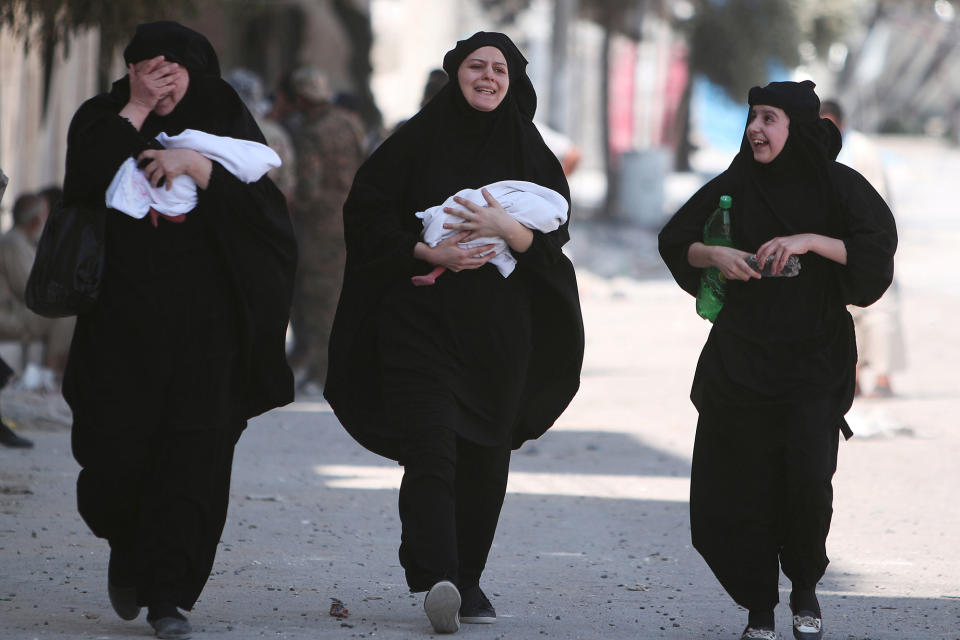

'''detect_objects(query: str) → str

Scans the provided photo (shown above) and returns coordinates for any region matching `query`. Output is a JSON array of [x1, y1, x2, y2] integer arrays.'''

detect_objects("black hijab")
[[113, 21, 261, 143], [394, 30, 568, 213], [725, 80, 843, 250]]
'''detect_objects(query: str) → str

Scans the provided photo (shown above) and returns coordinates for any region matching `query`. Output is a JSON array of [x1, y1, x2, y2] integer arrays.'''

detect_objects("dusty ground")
[[1, 136, 958, 639]]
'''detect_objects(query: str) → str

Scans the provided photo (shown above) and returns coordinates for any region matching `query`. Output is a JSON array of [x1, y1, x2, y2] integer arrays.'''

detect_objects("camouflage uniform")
[[291, 104, 366, 384]]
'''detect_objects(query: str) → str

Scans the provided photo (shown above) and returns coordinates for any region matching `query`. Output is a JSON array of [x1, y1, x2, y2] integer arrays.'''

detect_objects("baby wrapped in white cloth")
[[413, 180, 568, 286], [105, 128, 281, 221]]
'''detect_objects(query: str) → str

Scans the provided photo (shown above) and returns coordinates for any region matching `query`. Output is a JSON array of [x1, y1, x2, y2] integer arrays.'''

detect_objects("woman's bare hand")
[[128, 57, 179, 112], [416, 232, 497, 272], [441, 188, 534, 252], [688, 242, 761, 281], [712, 246, 764, 281], [442, 188, 511, 241], [755, 233, 847, 271], [137, 148, 213, 190]]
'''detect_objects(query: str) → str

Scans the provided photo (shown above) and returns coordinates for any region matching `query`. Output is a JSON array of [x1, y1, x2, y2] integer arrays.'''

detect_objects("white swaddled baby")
[[105, 128, 280, 220], [413, 180, 568, 285]]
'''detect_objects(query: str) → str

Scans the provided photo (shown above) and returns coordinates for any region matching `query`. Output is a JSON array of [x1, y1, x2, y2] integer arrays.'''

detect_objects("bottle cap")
[[719, 195, 732, 209]]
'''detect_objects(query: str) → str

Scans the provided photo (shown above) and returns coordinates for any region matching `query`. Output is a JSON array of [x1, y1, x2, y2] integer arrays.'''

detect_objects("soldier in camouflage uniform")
[[289, 67, 366, 391]]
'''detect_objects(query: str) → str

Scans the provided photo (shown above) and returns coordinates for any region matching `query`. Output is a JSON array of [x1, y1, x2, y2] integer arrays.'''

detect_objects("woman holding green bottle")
[[658, 80, 897, 640]]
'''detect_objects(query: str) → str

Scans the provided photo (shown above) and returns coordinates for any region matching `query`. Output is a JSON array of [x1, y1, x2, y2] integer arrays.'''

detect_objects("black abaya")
[[659, 80, 897, 613], [325, 32, 584, 592], [62, 22, 296, 610]]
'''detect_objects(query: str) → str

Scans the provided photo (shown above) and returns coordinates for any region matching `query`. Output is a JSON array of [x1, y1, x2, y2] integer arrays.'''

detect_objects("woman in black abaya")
[[659, 81, 896, 640], [325, 32, 583, 634], [62, 22, 296, 639]]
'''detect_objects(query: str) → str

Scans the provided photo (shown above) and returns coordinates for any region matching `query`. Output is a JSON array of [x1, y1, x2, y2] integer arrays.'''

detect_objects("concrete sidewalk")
[[2, 136, 959, 639]]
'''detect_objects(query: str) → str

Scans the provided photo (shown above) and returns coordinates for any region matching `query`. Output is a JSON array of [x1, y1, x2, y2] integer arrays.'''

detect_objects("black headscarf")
[[112, 21, 260, 143], [392, 31, 566, 212], [723, 80, 843, 250]]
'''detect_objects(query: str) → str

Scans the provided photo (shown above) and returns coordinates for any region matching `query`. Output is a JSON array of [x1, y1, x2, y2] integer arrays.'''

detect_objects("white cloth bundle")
[[416, 180, 568, 277], [105, 129, 281, 219]]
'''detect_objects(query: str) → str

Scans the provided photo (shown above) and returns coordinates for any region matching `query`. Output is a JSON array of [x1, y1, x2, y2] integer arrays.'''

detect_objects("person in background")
[[324, 31, 583, 634], [225, 68, 298, 207], [659, 80, 896, 640], [287, 66, 366, 394], [61, 21, 295, 638], [535, 121, 581, 177], [0, 168, 33, 449], [820, 99, 906, 398], [0, 193, 76, 381]]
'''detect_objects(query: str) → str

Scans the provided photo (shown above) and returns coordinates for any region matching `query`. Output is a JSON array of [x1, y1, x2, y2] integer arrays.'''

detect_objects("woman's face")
[[746, 104, 790, 163], [457, 46, 509, 112]]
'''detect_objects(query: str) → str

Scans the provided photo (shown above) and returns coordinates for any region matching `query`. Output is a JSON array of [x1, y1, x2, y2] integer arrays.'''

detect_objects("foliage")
[[683, 0, 801, 102], [0, 0, 197, 58]]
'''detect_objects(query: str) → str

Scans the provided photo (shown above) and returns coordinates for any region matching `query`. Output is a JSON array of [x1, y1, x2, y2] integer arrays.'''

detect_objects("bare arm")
[[687, 242, 762, 281], [754, 233, 847, 275]]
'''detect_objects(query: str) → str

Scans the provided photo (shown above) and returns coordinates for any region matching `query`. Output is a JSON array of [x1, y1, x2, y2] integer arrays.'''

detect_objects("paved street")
[[1, 136, 958, 639]]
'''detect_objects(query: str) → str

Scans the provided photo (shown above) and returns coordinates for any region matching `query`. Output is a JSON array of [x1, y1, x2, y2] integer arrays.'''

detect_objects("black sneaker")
[[459, 585, 496, 624], [0, 421, 33, 448]]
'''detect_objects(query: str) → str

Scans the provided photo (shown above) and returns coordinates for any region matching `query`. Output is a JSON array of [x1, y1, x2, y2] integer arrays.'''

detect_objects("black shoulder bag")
[[25, 202, 105, 318]]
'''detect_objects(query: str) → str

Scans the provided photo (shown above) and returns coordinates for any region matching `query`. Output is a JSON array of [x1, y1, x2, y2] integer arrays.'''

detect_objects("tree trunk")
[[548, 0, 577, 132], [601, 26, 619, 219]]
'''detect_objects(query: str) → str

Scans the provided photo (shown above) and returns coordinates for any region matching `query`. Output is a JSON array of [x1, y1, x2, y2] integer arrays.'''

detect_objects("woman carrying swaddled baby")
[[61, 21, 296, 639], [324, 31, 584, 634]]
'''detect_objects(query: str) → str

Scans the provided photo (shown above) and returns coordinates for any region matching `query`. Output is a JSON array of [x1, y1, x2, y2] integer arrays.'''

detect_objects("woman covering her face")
[[61, 21, 296, 639], [324, 31, 584, 634], [659, 81, 897, 640]]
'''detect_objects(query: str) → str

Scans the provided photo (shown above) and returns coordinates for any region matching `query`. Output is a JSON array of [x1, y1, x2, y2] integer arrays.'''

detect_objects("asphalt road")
[[1, 135, 958, 639]]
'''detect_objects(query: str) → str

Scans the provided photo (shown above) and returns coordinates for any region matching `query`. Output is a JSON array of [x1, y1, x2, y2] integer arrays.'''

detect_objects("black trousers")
[[76, 423, 239, 609], [397, 425, 511, 592], [690, 396, 840, 612]]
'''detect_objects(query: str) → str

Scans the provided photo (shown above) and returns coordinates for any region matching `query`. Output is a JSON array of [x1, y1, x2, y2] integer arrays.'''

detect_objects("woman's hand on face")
[[127, 56, 178, 113], [425, 232, 497, 272], [442, 188, 510, 241], [711, 246, 762, 281], [754, 234, 814, 275], [137, 148, 213, 190]]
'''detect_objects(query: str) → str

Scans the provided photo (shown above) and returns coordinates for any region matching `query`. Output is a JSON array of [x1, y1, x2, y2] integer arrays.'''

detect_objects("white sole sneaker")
[[423, 580, 461, 634]]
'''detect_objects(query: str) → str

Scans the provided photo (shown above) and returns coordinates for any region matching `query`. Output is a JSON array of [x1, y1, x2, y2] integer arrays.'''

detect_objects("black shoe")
[[0, 421, 33, 448], [108, 579, 140, 620], [459, 584, 496, 624], [149, 615, 192, 639], [148, 605, 192, 639], [792, 611, 823, 640]]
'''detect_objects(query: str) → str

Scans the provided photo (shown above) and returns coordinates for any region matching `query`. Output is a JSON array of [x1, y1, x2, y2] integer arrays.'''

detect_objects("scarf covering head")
[[114, 21, 259, 142], [726, 79, 842, 249], [392, 31, 566, 212], [123, 21, 220, 77]]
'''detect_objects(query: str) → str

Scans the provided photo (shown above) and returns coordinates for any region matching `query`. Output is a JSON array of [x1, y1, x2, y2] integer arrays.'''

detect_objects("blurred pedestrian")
[[659, 81, 897, 640], [0, 167, 33, 449], [324, 32, 583, 633], [225, 67, 298, 207], [61, 21, 295, 638], [288, 66, 366, 393], [820, 99, 906, 397], [0, 192, 76, 382]]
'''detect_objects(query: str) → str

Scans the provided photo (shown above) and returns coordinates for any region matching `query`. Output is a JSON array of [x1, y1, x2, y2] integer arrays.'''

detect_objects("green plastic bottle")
[[695, 195, 734, 322]]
